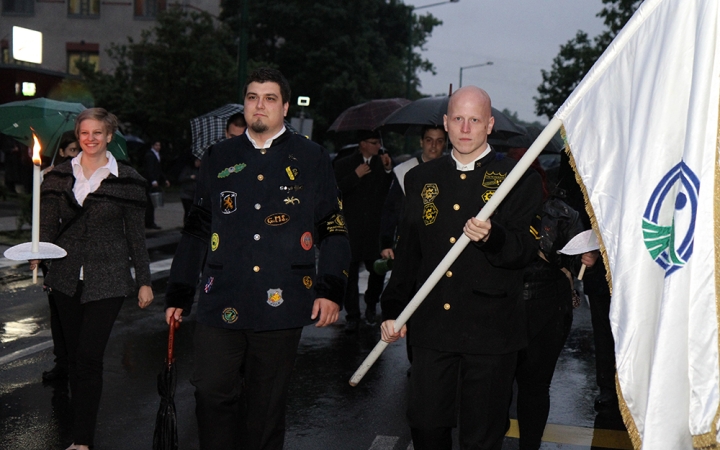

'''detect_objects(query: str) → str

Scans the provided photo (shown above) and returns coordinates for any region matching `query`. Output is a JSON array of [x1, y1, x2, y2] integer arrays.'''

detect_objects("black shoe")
[[594, 390, 618, 412], [146, 223, 162, 230], [345, 318, 360, 334], [42, 365, 68, 382], [365, 308, 377, 325]]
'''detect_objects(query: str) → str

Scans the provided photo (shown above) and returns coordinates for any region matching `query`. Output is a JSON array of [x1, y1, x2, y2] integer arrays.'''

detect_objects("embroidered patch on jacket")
[[285, 166, 298, 180], [280, 185, 303, 192], [303, 276, 313, 289], [301, 232, 313, 250], [343, 270, 349, 277], [423, 203, 439, 226], [211, 233, 220, 251], [218, 163, 247, 178], [204, 276, 214, 293], [220, 191, 237, 214], [481, 171, 507, 189], [482, 190, 495, 203], [421, 183, 439, 204], [222, 307, 238, 323], [267, 288, 284, 307], [324, 213, 348, 234], [265, 213, 290, 226], [284, 196, 300, 205]]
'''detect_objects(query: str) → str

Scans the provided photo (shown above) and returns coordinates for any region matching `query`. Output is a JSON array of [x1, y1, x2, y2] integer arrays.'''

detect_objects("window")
[[134, 0, 165, 18], [68, 0, 99, 16], [66, 42, 99, 75], [2, 0, 34, 15]]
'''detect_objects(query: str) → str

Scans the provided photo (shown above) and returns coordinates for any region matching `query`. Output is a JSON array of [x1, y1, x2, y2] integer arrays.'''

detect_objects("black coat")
[[333, 151, 393, 261], [143, 150, 165, 188], [40, 161, 151, 302], [165, 131, 351, 331], [381, 150, 543, 354]]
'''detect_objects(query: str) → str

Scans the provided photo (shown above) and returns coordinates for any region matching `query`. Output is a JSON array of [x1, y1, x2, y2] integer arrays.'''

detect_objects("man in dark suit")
[[381, 86, 542, 450], [334, 130, 393, 332], [143, 140, 169, 229]]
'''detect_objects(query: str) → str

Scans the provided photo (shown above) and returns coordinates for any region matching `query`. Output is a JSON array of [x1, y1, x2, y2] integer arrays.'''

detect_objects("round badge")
[[211, 233, 220, 251], [300, 231, 313, 251], [222, 307, 238, 323], [303, 276, 313, 289]]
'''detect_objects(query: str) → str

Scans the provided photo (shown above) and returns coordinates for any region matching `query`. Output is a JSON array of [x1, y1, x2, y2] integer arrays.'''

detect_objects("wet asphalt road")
[[0, 229, 629, 450]]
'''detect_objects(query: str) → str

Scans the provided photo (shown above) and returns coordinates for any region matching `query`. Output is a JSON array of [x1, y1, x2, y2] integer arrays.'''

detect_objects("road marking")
[[0, 340, 53, 366], [368, 435, 399, 449], [506, 419, 632, 449]]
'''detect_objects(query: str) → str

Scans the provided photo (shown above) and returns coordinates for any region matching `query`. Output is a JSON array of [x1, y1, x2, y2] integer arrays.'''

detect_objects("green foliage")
[[534, 0, 642, 119], [221, 0, 441, 145], [78, 8, 238, 157]]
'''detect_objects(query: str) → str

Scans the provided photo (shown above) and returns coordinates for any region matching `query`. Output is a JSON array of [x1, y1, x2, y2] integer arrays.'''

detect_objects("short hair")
[[75, 108, 119, 137], [58, 130, 77, 151], [244, 67, 291, 105], [421, 125, 446, 138], [226, 112, 247, 131]]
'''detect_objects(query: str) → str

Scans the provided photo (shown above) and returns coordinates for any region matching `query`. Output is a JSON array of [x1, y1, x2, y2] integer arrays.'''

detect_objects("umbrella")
[[153, 316, 179, 450], [381, 96, 526, 140], [190, 104, 302, 158], [328, 98, 411, 132], [0, 97, 128, 161], [190, 103, 243, 158], [489, 125, 564, 154]]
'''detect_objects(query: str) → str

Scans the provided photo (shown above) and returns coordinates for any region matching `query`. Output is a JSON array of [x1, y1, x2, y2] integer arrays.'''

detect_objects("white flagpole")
[[349, 117, 564, 386]]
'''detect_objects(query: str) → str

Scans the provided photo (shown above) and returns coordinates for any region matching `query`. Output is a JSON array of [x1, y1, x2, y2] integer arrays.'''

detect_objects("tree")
[[78, 8, 238, 155], [221, 0, 441, 146], [534, 0, 642, 119]]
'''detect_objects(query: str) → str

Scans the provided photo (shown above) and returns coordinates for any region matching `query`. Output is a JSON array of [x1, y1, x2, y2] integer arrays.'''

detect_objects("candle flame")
[[32, 134, 41, 166]]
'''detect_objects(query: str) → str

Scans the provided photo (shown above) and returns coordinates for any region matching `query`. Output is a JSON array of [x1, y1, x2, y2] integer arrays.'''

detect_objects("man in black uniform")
[[334, 130, 393, 330], [165, 68, 350, 450], [381, 86, 542, 450]]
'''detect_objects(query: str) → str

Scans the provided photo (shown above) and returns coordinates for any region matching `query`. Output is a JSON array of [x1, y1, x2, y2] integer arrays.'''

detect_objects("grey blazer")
[[40, 161, 152, 303]]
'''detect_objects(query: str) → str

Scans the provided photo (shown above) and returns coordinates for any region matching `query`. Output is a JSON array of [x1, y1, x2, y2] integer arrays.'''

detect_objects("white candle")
[[31, 135, 41, 283]]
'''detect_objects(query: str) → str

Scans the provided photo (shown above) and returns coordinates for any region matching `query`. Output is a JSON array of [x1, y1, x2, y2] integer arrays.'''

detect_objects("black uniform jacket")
[[381, 150, 543, 354], [40, 161, 151, 302], [166, 131, 351, 331], [334, 151, 393, 261]]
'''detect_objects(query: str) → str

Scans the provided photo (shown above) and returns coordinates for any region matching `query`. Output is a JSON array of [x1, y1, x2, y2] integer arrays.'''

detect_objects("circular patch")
[[301, 231, 313, 251], [303, 276, 313, 289], [222, 307, 238, 323], [211, 233, 219, 251]]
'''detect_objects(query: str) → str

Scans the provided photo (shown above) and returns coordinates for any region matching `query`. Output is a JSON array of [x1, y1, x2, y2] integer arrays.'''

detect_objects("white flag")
[[556, 0, 720, 448]]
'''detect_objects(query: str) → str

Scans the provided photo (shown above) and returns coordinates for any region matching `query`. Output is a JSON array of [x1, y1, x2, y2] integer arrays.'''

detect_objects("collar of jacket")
[[444, 146, 497, 170]]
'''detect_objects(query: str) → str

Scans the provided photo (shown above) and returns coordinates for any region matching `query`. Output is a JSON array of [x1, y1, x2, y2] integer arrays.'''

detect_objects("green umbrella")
[[0, 97, 128, 161]]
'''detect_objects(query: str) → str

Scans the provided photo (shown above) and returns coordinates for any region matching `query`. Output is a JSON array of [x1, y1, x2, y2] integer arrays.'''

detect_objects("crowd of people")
[[28, 67, 616, 450]]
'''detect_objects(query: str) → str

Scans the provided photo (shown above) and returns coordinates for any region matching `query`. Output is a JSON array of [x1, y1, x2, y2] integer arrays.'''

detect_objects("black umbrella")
[[328, 98, 411, 132], [381, 96, 526, 140], [153, 316, 179, 450], [489, 125, 564, 154]]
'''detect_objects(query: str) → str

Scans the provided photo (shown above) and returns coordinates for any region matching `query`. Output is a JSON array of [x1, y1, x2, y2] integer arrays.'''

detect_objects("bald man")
[[380, 87, 543, 450]]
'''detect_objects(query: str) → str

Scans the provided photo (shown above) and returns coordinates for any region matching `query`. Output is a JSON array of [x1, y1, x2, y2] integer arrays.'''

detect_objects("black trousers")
[[408, 346, 517, 450], [589, 294, 615, 392], [48, 291, 68, 369], [53, 283, 124, 447], [191, 323, 303, 450], [344, 259, 386, 320], [145, 187, 156, 226], [515, 301, 573, 450]]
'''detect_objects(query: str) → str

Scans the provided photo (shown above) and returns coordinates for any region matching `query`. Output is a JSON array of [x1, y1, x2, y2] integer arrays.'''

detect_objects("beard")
[[250, 120, 269, 134]]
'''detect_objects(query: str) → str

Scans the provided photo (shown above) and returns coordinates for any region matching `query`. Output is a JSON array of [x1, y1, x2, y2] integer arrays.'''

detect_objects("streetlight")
[[459, 61, 493, 88], [406, 0, 460, 98]]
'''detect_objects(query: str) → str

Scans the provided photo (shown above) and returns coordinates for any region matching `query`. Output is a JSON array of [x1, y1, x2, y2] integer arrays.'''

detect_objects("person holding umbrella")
[[380, 86, 542, 450], [29, 107, 153, 450]]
